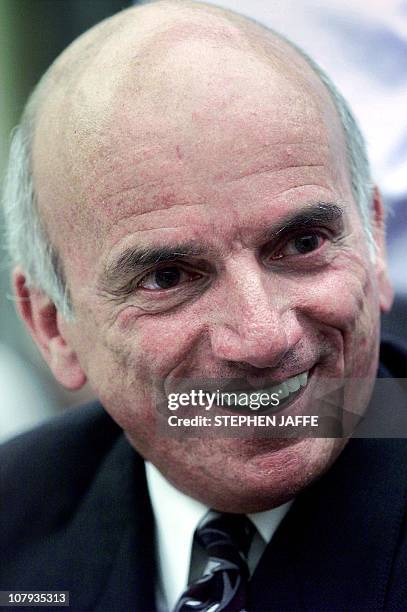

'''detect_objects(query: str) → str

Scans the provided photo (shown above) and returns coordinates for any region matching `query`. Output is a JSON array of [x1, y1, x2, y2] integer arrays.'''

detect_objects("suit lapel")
[[250, 436, 407, 611], [63, 434, 156, 611]]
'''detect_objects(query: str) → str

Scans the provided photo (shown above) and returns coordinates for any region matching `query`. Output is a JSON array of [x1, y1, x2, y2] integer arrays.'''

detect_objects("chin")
[[154, 436, 348, 514], [228, 437, 349, 513]]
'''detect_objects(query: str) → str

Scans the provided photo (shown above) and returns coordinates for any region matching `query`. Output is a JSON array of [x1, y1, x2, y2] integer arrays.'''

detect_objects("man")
[[1, 1, 406, 611]]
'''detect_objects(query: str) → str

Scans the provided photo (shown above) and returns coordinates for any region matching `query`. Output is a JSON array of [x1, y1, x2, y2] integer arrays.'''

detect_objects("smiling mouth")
[[221, 370, 311, 414]]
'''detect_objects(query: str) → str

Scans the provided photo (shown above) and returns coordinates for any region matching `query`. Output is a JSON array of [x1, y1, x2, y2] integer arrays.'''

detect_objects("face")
[[32, 41, 392, 512]]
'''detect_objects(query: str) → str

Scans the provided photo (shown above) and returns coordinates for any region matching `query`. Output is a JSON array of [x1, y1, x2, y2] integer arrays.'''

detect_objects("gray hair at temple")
[[1, 22, 375, 322]]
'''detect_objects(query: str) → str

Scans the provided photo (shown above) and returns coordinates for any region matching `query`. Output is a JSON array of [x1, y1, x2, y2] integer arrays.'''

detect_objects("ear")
[[371, 187, 394, 313], [13, 268, 87, 390]]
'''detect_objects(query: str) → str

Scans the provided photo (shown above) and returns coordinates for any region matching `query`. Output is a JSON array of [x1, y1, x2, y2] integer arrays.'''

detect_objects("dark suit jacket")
[[1, 339, 406, 611]]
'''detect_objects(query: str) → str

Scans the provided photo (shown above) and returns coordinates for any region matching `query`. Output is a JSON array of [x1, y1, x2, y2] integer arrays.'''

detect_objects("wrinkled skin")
[[16, 1, 393, 512]]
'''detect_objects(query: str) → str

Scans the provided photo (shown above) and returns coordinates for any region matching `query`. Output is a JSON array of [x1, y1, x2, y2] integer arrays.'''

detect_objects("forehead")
[[34, 36, 350, 283]]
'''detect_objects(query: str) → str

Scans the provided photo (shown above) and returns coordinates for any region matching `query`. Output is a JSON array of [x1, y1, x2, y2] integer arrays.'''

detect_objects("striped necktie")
[[174, 512, 255, 612]]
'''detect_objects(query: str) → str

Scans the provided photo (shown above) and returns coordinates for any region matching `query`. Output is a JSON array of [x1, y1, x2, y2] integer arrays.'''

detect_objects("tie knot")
[[196, 512, 255, 560]]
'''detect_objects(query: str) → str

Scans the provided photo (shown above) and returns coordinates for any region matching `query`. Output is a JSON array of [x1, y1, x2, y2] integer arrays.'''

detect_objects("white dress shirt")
[[145, 462, 293, 612]]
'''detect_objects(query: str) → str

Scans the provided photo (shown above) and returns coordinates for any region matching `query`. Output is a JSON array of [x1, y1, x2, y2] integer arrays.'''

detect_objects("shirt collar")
[[146, 462, 208, 610], [146, 461, 293, 610], [248, 503, 293, 543]]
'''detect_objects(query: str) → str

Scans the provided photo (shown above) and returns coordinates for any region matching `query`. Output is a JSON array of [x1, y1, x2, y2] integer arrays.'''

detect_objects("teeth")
[[299, 372, 308, 387], [273, 382, 290, 400], [224, 371, 310, 409], [286, 376, 301, 393], [265, 371, 308, 398]]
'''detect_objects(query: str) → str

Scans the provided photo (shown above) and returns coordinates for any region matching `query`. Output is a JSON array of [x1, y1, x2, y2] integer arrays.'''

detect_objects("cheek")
[[116, 307, 205, 379], [295, 253, 380, 374], [86, 313, 207, 453], [84, 310, 200, 421], [298, 254, 377, 328]]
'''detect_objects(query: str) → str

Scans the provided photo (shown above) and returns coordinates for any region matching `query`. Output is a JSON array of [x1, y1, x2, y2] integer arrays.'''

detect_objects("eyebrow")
[[99, 243, 209, 293], [99, 201, 344, 293], [268, 201, 344, 240]]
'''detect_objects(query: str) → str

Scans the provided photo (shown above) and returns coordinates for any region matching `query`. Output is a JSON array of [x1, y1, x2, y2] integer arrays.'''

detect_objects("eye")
[[273, 232, 325, 259], [138, 265, 200, 290]]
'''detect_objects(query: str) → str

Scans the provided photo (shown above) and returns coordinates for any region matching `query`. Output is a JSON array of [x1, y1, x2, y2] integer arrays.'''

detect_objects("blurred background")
[[1, 0, 406, 442]]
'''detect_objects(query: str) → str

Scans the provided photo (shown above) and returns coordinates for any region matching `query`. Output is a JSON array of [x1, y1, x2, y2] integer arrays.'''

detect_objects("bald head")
[[35, 0, 318, 110], [34, 0, 332, 187]]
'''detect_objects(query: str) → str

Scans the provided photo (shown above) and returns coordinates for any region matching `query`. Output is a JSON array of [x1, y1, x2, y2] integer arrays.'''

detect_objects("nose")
[[209, 262, 295, 369]]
